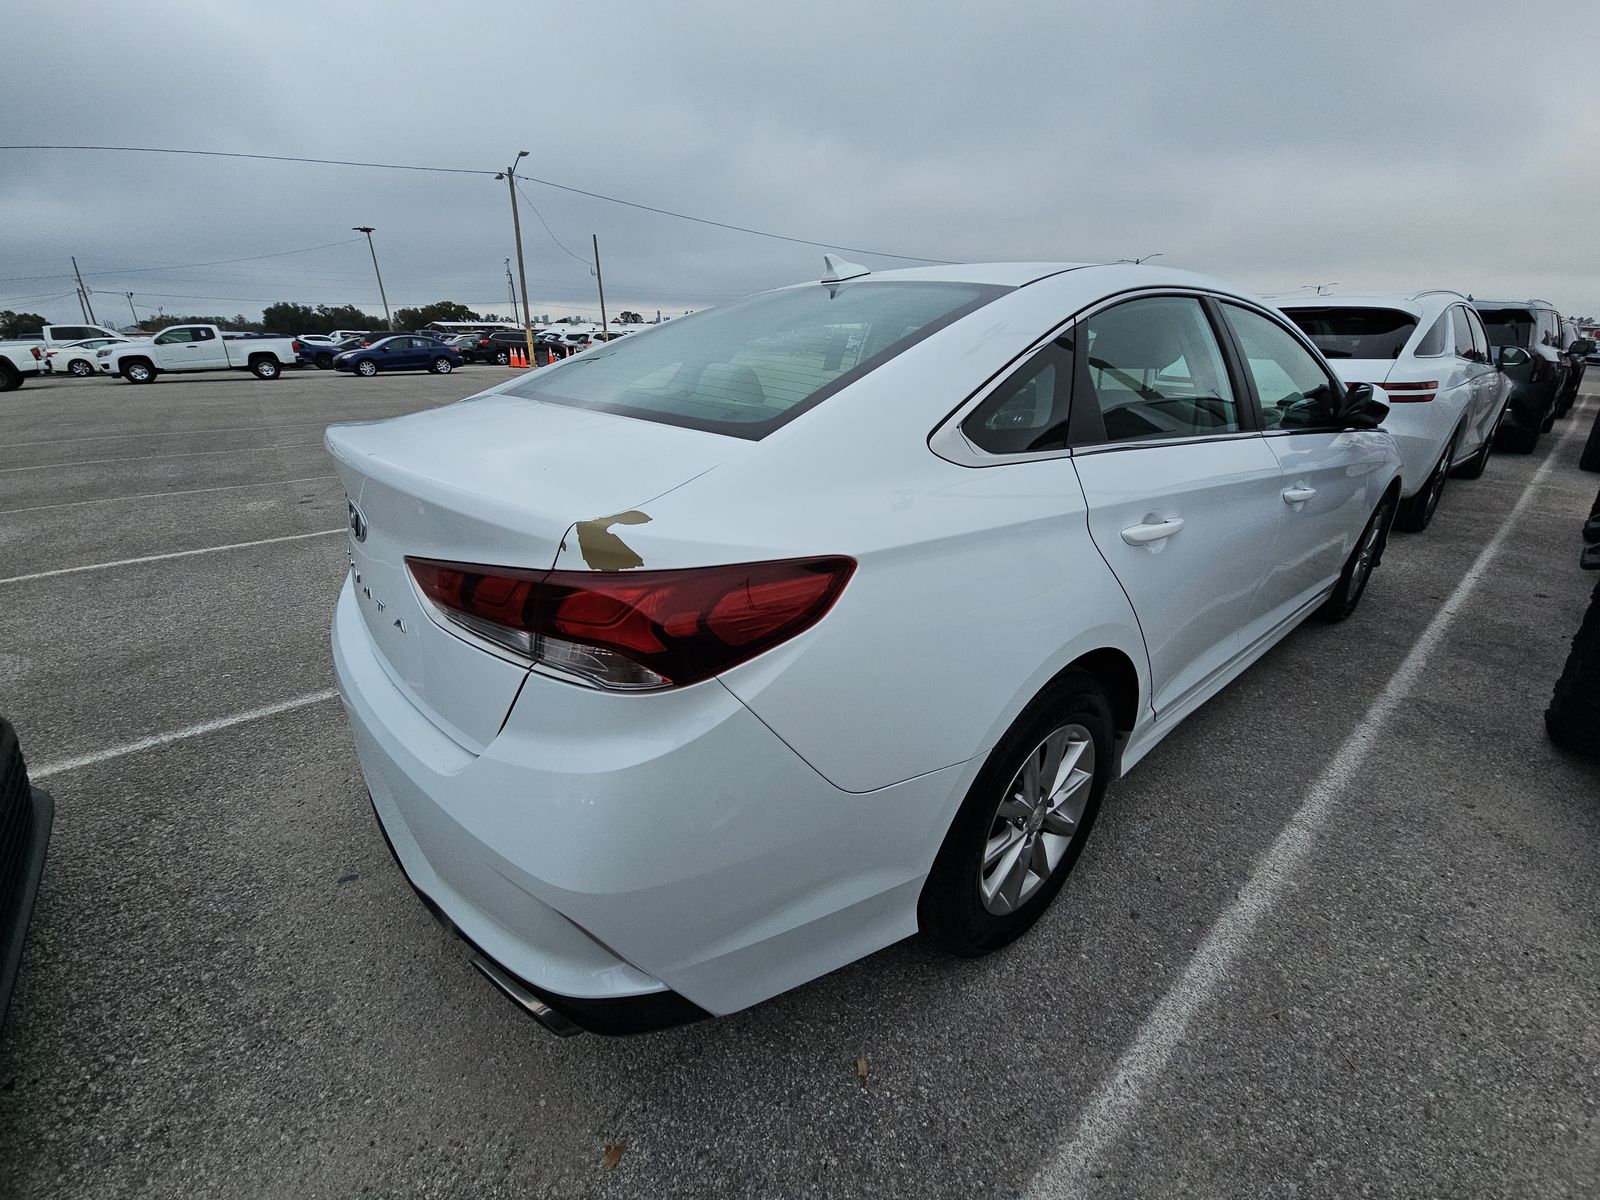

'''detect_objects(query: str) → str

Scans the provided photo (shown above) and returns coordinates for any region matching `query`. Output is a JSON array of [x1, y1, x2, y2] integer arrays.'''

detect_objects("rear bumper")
[[330, 578, 966, 1025]]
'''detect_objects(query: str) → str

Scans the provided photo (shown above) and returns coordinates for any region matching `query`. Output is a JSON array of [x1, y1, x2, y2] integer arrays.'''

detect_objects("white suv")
[[1278, 291, 1507, 531]]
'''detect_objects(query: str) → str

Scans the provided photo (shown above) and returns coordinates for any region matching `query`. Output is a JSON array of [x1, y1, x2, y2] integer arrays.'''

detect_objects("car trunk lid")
[[325, 394, 739, 750]]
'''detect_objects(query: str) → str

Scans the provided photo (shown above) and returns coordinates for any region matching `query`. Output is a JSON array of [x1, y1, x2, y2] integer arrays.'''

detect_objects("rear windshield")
[[499, 281, 1006, 438], [1477, 308, 1533, 348], [1282, 307, 1417, 360]]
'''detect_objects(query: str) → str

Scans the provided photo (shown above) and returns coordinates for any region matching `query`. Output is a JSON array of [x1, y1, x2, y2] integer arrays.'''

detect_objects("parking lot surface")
[[2, 367, 1597, 1199]]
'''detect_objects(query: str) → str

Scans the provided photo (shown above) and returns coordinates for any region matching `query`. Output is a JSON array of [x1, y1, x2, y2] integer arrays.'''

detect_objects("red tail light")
[[292, 340, 302, 353], [1380, 380, 1437, 403], [406, 556, 855, 690], [30, 346, 42, 361]]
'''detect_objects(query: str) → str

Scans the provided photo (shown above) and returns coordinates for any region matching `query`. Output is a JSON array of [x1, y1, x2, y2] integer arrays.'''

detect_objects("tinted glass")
[[1414, 313, 1449, 356], [500, 281, 1004, 439], [1223, 304, 1341, 430], [1537, 310, 1560, 346], [1284, 306, 1417, 360], [1464, 306, 1489, 360], [1082, 297, 1238, 441], [1451, 307, 1476, 357], [1479, 309, 1533, 348], [962, 338, 1074, 454]]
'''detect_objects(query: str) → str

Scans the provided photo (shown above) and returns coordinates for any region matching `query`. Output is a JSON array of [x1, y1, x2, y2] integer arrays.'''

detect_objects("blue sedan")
[[334, 335, 465, 377]]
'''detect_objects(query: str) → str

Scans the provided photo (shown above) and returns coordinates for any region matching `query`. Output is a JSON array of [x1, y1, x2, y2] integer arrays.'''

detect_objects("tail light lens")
[[406, 556, 855, 691], [1381, 380, 1438, 403], [30, 346, 42, 361]]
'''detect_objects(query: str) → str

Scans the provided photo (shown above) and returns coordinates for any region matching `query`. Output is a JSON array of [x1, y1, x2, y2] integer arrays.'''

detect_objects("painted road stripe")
[[0, 442, 323, 473], [1025, 409, 1586, 1200], [30, 690, 341, 781], [0, 528, 343, 586], [6, 420, 331, 448], [0, 474, 338, 516]]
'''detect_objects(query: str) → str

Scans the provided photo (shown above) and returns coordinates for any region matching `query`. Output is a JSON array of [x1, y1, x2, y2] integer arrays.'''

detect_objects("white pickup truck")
[[0, 323, 123, 391], [98, 324, 298, 383]]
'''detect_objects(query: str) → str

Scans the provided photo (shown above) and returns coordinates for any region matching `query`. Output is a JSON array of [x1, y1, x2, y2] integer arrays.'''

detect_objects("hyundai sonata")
[[328, 260, 1402, 1035]]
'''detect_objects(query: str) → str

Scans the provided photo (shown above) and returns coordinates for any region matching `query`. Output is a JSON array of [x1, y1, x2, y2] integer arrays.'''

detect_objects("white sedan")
[[45, 336, 130, 377], [328, 260, 1402, 1034]]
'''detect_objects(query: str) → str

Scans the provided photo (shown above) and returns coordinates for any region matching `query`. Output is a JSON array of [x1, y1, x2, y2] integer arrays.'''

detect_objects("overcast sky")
[[4, 0, 1597, 328]]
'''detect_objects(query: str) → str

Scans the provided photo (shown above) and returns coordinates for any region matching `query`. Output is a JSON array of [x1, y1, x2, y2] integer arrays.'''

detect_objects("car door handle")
[[1282, 486, 1317, 505], [1120, 516, 1185, 545]]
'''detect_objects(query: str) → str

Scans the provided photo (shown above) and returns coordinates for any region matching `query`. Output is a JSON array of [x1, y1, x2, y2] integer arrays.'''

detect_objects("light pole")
[[495, 151, 536, 366], [352, 226, 393, 331]]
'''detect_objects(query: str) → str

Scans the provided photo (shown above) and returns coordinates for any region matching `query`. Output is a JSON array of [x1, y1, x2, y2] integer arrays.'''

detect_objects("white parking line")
[[7, 421, 331, 449], [0, 474, 339, 516], [29, 690, 341, 781], [0, 528, 344, 586], [1025, 413, 1585, 1200], [0, 443, 323, 473]]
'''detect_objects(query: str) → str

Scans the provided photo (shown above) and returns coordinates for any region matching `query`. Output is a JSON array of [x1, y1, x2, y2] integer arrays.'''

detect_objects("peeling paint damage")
[[575, 510, 651, 571]]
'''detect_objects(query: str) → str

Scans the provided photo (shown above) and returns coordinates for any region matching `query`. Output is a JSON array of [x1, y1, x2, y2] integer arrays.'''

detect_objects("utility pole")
[[71, 256, 97, 323], [496, 152, 536, 366], [352, 227, 393, 330], [592, 234, 608, 335], [125, 292, 138, 327], [504, 257, 520, 327]]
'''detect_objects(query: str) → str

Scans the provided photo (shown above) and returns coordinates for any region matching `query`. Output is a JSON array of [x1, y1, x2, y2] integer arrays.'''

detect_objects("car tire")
[[315, 353, 334, 370], [919, 670, 1114, 957], [121, 360, 155, 384], [1545, 576, 1600, 761], [68, 358, 94, 378], [0, 361, 20, 392], [430, 357, 454, 374], [494, 350, 510, 365], [250, 357, 281, 380], [1316, 486, 1397, 623], [355, 360, 378, 377], [1498, 420, 1540, 454], [1395, 435, 1456, 533]]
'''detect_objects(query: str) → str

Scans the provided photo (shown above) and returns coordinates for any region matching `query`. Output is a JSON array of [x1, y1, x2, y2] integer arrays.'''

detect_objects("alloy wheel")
[[979, 724, 1095, 915], [1349, 497, 1391, 599]]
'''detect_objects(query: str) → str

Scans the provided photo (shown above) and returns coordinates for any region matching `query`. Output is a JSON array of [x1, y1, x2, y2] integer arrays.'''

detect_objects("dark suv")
[[1473, 299, 1570, 453], [1556, 318, 1593, 419]]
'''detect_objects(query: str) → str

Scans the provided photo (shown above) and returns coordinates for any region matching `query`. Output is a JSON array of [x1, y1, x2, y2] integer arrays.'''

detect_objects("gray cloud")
[[4, 0, 1596, 326]]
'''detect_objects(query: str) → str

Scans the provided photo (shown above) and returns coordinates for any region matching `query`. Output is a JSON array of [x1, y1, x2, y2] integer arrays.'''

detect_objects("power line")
[[516, 182, 594, 266], [0, 143, 951, 264], [0, 237, 366, 285]]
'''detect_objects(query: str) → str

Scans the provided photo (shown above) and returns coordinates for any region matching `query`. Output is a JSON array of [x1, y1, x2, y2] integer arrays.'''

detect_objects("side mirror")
[[1572, 339, 1595, 356], [1495, 345, 1531, 368], [1340, 382, 1388, 429]]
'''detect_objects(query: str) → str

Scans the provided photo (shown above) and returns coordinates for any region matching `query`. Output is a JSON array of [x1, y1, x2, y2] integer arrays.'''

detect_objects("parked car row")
[[327, 257, 1589, 1038]]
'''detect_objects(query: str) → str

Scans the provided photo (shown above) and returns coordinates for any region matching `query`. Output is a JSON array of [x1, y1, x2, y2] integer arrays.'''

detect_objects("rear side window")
[[962, 338, 1073, 454], [1451, 307, 1476, 358], [1223, 304, 1341, 430], [1081, 297, 1239, 441], [1414, 313, 1449, 356], [1283, 307, 1417, 360], [500, 281, 1006, 439]]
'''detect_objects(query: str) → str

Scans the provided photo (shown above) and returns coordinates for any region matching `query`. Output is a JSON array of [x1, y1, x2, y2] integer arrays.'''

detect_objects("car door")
[[1217, 301, 1386, 637], [1069, 294, 1286, 715], [151, 327, 206, 369], [189, 326, 230, 369], [1459, 304, 1502, 451]]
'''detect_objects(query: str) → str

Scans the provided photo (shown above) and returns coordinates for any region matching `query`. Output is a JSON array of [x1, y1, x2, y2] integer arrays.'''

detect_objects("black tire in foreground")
[[1546, 576, 1600, 761], [250, 357, 281, 380], [0, 362, 19, 392], [0, 716, 53, 1029], [919, 669, 1114, 956], [1395, 435, 1455, 532], [1581, 402, 1600, 473]]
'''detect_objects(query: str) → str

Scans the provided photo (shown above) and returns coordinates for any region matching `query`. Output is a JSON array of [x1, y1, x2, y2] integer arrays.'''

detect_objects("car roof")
[[1272, 290, 1472, 317], [1472, 298, 1556, 312], [792, 260, 1300, 303]]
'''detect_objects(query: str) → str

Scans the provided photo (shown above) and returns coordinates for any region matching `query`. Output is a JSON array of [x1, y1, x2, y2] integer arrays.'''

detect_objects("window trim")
[[1212, 299, 1348, 437], [929, 286, 1268, 467]]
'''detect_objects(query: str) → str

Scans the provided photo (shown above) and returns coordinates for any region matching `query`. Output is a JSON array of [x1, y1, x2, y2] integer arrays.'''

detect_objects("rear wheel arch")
[[1063, 647, 1141, 737]]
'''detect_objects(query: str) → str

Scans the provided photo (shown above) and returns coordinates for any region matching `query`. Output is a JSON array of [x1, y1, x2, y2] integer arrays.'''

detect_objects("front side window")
[[1081, 297, 1239, 442], [1284, 306, 1417, 360], [1464, 307, 1489, 361], [962, 338, 1073, 454], [154, 328, 198, 345], [499, 281, 1005, 439], [1223, 304, 1341, 430]]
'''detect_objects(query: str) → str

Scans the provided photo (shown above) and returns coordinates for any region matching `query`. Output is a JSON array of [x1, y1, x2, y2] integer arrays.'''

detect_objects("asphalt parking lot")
[[2, 366, 1597, 1200]]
